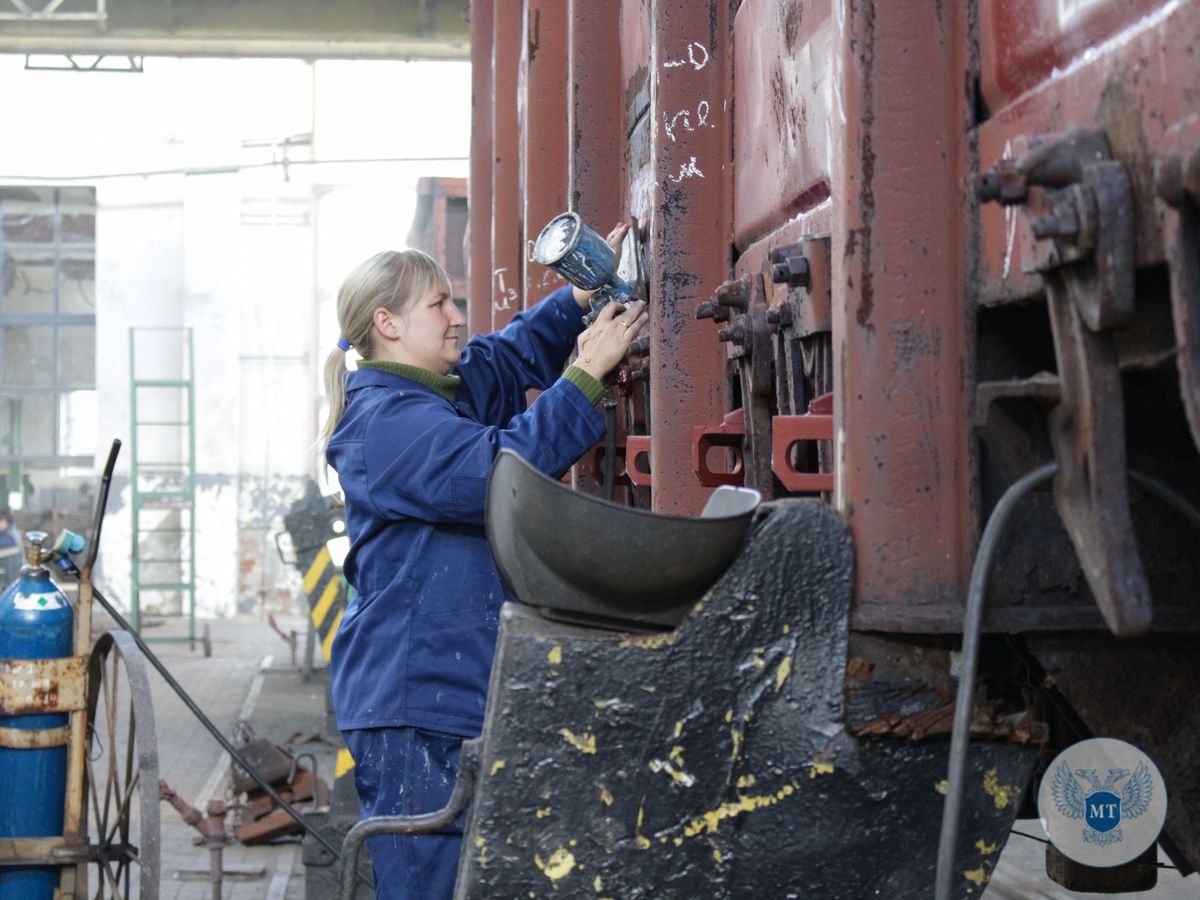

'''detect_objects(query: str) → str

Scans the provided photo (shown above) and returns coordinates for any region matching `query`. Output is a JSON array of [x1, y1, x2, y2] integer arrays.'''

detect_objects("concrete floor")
[[82, 612, 1198, 899], [91, 611, 336, 900]]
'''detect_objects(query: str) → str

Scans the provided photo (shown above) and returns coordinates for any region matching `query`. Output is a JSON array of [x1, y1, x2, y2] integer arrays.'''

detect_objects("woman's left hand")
[[574, 300, 649, 381], [573, 222, 632, 309]]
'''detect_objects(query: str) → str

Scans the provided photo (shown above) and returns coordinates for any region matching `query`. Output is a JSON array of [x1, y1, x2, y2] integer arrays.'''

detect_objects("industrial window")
[[0, 186, 97, 510]]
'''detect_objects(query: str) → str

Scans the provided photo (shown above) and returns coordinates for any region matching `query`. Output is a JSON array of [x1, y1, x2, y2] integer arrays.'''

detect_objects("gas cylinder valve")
[[21, 529, 87, 571]]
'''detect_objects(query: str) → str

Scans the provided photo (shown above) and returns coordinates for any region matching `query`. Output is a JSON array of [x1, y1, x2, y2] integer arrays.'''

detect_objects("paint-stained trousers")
[[343, 727, 465, 900]]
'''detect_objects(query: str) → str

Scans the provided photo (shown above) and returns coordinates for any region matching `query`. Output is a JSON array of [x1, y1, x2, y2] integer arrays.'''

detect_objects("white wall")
[[0, 54, 470, 617]]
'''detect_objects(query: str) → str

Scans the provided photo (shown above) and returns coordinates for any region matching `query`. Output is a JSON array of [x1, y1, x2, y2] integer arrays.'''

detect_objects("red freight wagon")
[[352, 2, 1200, 897]]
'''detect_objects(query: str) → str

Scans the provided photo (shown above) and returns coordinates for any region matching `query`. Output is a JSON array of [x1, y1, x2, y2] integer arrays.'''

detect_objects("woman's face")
[[393, 281, 466, 375]]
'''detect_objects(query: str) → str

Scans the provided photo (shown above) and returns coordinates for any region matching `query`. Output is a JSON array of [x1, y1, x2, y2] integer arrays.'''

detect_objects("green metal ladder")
[[128, 327, 209, 654]]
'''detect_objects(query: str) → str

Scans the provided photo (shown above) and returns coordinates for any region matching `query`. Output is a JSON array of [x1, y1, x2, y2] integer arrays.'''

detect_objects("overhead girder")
[[0, 0, 469, 59]]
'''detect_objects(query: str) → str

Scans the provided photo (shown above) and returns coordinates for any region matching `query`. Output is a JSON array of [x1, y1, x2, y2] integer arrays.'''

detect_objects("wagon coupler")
[[979, 127, 1151, 636]]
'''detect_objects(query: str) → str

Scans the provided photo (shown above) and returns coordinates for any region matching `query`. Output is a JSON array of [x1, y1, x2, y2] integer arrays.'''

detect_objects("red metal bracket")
[[624, 435, 653, 487], [772, 394, 834, 493], [576, 442, 631, 488], [692, 408, 746, 487]]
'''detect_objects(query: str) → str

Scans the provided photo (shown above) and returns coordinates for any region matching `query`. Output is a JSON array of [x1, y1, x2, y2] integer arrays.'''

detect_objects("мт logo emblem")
[[1038, 738, 1167, 867], [1052, 761, 1154, 845]]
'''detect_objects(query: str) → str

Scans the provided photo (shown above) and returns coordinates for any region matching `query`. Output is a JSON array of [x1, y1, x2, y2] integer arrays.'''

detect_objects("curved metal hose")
[[339, 740, 480, 900], [933, 464, 1200, 899]]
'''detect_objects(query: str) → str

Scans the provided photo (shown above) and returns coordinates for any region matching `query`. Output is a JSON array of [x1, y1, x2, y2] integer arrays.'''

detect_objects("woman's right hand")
[[574, 300, 649, 381]]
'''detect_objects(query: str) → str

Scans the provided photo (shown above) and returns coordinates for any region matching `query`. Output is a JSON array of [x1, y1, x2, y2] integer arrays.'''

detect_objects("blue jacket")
[[326, 286, 605, 736]]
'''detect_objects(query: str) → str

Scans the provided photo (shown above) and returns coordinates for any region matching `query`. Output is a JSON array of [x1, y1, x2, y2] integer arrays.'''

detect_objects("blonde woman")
[[320, 229, 644, 899]]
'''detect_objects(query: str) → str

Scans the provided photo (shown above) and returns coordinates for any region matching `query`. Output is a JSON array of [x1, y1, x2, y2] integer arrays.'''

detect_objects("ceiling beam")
[[0, 0, 471, 60]]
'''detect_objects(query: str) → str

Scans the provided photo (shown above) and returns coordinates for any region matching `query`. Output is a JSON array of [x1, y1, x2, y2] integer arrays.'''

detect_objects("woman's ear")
[[372, 306, 401, 341]]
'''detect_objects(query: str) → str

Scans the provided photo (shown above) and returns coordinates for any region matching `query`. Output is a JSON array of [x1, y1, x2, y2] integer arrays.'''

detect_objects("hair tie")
[[337, 336, 352, 352]]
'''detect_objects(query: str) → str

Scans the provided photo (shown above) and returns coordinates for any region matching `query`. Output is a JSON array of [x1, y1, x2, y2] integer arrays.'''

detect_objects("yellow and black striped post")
[[282, 482, 356, 782], [302, 543, 350, 663]]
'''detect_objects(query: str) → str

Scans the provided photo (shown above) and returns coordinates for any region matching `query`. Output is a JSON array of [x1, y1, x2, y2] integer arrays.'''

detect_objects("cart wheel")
[[85, 629, 161, 899], [201, 623, 212, 658]]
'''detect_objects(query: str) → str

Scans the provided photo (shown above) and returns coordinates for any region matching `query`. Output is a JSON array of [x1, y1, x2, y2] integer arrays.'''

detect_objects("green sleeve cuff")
[[563, 365, 605, 405]]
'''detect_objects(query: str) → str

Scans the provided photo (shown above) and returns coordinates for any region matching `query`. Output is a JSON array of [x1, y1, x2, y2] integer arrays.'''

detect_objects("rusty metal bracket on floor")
[[980, 127, 1151, 637], [1155, 115, 1200, 455]]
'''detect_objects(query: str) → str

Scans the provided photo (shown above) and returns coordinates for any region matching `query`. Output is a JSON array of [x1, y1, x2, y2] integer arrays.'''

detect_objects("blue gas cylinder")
[[0, 531, 76, 900]]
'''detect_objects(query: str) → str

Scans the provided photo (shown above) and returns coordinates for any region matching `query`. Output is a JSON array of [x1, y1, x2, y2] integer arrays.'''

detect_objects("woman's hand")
[[574, 299, 649, 381], [573, 222, 632, 309]]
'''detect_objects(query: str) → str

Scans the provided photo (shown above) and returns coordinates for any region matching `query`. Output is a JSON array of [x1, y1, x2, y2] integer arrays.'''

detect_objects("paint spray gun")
[[532, 212, 646, 324]]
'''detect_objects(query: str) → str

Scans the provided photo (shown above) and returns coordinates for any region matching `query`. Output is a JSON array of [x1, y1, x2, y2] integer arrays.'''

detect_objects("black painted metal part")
[[485, 449, 762, 628], [459, 500, 1037, 898]]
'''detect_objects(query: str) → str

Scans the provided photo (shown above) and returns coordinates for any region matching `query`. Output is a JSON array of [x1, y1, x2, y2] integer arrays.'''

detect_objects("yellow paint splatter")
[[594, 876, 603, 892], [490, 760, 506, 776], [641, 685, 657, 693], [649, 759, 695, 786], [669, 745, 685, 764], [982, 768, 1017, 809], [548, 645, 563, 665], [724, 709, 733, 722], [963, 867, 989, 886], [730, 729, 743, 760], [783, 624, 791, 634], [474, 836, 491, 868], [536, 807, 552, 819], [935, 779, 949, 795], [635, 836, 652, 849], [539, 847, 577, 881], [712, 844, 724, 864], [682, 782, 801, 837], [637, 804, 645, 829], [674, 721, 683, 737], [693, 601, 705, 613], [975, 839, 998, 855], [594, 698, 619, 709], [560, 729, 597, 754], [599, 786, 613, 806], [775, 656, 793, 692], [736, 774, 756, 789], [673, 837, 683, 846], [808, 762, 834, 778], [619, 632, 677, 650]]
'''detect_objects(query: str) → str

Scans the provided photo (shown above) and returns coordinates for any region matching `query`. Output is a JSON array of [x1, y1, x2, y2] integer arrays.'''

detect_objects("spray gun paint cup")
[[533, 212, 635, 322]]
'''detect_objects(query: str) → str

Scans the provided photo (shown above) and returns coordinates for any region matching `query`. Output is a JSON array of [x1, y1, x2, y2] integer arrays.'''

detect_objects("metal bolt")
[[766, 304, 793, 328], [629, 335, 650, 356], [1156, 149, 1200, 207], [1031, 211, 1079, 240], [717, 325, 745, 344], [695, 300, 729, 322], [713, 278, 751, 310], [977, 171, 1003, 203], [630, 359, 650, 382], [770, 255, 811, 288]]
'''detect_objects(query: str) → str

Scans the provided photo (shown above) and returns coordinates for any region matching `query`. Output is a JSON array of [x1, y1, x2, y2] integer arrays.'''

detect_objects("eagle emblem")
[[1052, 760, 1155, 847]]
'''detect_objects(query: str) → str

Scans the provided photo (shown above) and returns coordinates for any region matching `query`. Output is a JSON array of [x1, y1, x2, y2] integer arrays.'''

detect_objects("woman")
[[319, 231, 646, 899]]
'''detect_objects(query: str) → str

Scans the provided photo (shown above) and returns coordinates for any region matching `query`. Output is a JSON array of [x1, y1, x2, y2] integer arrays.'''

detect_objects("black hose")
[[933, 464, 1200, 899], [70, 440, 363, 880], [603, 395, 617, 503], [81, 578, 349, 867]]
